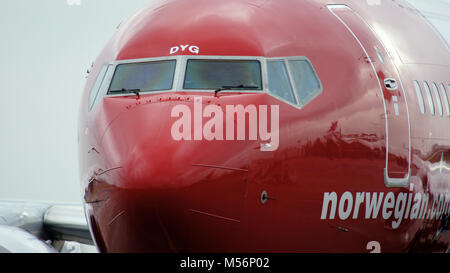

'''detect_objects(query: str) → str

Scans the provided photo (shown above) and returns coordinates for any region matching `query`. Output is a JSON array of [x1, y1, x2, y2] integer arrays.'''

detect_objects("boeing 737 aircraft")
[[1, 0, 449, 253]]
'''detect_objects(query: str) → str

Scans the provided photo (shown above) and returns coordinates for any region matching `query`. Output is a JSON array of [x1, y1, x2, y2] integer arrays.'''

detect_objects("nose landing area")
[[92, 98, 252, 252], [89, 165, 248, 252]]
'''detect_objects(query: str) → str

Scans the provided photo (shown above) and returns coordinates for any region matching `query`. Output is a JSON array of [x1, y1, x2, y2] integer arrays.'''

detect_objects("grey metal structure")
[[0, 200, 96, 253]]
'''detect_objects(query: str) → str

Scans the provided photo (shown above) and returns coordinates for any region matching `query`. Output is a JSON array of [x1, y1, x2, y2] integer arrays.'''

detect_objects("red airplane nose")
[[88, 96, 250, 252], [100, 96, 249, 188]]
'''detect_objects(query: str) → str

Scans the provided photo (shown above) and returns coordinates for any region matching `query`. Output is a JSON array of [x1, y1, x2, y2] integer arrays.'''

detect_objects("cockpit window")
[[288, 60, 321, 105], [88, 65, 108, 111], [108, 60, 176, 94], [267, 60, 297, 104], [99, 56, 323, 109], [183, 60, 262, 90]]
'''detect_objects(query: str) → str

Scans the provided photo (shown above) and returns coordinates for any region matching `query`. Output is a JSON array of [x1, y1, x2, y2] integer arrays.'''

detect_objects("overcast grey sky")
[[407, 0, 450, 48], [0, 0, 448, 203], [0, 0, 151, 203]]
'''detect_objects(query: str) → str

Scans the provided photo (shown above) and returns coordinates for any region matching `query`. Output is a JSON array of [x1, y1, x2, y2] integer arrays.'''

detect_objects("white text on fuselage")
[[321, 189, 450, 229], [171, 97, 280, 151], [170, 45, 200, 55]]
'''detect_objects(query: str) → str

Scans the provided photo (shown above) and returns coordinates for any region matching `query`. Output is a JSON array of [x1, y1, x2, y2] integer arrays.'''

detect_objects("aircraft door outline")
[[328, 5, 412, 188]]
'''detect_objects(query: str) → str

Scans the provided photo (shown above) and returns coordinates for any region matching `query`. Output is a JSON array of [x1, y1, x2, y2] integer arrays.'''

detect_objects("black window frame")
[[182, 59, 263, 91], [107, 59, 177, 95]]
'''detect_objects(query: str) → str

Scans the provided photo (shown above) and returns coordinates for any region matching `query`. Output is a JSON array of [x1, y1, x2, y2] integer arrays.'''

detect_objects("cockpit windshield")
[[98, 56, 322, 110], [108, 60, 176, 94], [183, 60, 262, 90]]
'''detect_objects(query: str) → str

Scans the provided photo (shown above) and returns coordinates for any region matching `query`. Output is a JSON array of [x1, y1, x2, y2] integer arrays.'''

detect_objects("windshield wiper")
[[109, 88, 141, 99], [214, 85, 259, 95]]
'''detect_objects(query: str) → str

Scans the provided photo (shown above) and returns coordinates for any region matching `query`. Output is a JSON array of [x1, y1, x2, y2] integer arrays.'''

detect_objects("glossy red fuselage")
[[78, 0, 450, 252]]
